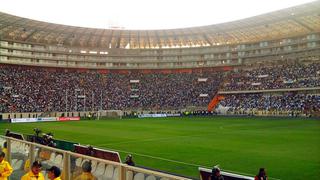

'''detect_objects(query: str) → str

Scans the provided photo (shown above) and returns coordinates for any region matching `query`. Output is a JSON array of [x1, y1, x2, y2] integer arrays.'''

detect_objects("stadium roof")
[[0, 1, 319, 49]]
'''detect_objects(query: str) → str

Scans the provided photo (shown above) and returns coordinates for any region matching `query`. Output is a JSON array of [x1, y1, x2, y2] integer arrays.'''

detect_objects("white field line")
[[95, 134, 281, 180]]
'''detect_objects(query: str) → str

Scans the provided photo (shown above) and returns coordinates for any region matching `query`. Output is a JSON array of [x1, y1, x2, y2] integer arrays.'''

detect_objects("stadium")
[[0, 0, 320, 180]]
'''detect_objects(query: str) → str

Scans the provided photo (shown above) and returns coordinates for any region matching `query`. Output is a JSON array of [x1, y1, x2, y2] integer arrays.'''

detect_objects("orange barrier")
[[207, 94, 225, 112]]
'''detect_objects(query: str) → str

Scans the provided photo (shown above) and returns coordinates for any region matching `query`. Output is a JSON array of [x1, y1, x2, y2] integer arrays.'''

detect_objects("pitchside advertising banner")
[[11, 117, 80, 123], [57, 117, 80, 121], [138, 113, 181, 118]]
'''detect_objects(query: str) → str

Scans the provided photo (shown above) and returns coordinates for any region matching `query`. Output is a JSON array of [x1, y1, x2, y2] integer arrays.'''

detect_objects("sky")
[[0, 0, 316, 30]]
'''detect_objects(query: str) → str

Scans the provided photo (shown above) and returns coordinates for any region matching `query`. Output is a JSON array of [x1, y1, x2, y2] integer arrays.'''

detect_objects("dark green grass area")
[[1, 116, 320, 179]]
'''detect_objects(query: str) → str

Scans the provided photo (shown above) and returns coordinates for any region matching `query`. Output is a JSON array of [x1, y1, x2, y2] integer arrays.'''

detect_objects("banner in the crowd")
[[58, 117, 80, 121], [258, 74, 269, 78], [11, 117, 57, 123], [251, 82, 261, 86], [130, 95, 139, 98], [130, 80, 140, 83], [138, 113, 181, 118], [198, 78, 208, 82], [199, 93, 208, 97], [166, 113, 181, 117], [138, 114, 167, 118]]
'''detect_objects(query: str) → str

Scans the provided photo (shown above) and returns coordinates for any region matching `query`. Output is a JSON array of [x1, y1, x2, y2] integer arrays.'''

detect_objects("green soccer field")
[[1, 116, 320, 180]]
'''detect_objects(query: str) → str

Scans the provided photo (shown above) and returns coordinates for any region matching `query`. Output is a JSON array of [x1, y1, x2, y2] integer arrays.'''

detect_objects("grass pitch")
[[1, 116, 319, 180]]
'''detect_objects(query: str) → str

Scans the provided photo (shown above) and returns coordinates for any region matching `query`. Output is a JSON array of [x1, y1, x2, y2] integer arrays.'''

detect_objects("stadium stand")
[[0, 1, 320, 179], [0, 64, 223, 113], [221, 63, 320, 91], [1, 62, 319, 117]]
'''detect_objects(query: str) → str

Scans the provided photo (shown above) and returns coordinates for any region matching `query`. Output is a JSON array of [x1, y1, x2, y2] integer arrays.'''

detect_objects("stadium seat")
[[99, 164, 114, 180], [34, 148, 39, 157], [13, 159, 23, 170], [23, 144, 30, 154], [81, 159, 89, 166], [133, 173, 145, 180], [126, 170, 133, 180], [18, 143, 24, 154], [146, 175, 156, 180], [53, 154, 63, 168], [93, 162, 105, 178], [11, 159, 17, 166], [42, 152, 56, 167], [11, 141, 20, 153], [75, 157, 82, 167], [112, 167, 119, 180], [159, 178, 169, 180], [91, 160, 98, 173], [0, 139, 5, 147]]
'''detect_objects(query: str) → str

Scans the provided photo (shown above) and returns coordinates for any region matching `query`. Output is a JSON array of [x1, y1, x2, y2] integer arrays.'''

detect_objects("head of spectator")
[[82, 161, 92, 173], [211, 167, 224, 180], [47, 166, 61, 180], [256, 168, 267, 180], [87, 145, 94, 156], [5, 129, 10, 136], [125, 154, 135, 166], [1, 142, 7, 157], [0, 151, 5, 162], [31, 160, 42, 176], [3, 142, 7, 149]]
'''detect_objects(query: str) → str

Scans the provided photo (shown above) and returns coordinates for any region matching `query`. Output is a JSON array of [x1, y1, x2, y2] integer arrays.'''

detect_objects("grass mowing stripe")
[[98, 133, 214, 146]]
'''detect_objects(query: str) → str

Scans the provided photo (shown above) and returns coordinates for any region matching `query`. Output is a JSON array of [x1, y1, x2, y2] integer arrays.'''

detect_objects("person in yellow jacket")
[[47, 166, 62, 180], [74, 161, 97, 180], [23, 159, 30, 172], [21, 160, 45, 180], [0, 151, 13, 180]]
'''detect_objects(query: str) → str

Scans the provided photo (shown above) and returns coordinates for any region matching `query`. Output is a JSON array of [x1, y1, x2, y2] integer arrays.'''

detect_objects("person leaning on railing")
[[0, 151, 13, 180]]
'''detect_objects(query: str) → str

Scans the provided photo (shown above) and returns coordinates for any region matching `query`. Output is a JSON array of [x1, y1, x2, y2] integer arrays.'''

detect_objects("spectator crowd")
[[0, 65, 222, 113], [0, 62, 319, 114], [222, 63, 320, 91], [219, 93, 320, 114]]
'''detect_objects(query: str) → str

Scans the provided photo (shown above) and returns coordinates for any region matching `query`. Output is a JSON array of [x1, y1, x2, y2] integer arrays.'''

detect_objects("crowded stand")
[[222, 63, 320, 91], [218, 93, 320, 116], [0, 65, 222, 113], [1, 62, 319, 115]]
